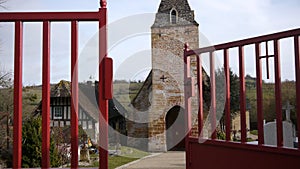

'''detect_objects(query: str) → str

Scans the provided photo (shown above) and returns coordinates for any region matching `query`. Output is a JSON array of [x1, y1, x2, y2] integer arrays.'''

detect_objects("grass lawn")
[[109, 156, 139, 169], [89, 156, 139, 169], [82, 146, 150, 169], [250, 130, 258, 135]]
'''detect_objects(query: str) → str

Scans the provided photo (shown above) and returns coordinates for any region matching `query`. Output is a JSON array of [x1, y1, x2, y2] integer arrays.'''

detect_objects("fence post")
[[13, 21, 23, 169], [41, 21, 51, 168]]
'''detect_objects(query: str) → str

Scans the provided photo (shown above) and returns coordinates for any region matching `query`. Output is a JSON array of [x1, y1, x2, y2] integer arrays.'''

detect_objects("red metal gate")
[[184, 28, 300, 169], [0, 1, 112, 168]]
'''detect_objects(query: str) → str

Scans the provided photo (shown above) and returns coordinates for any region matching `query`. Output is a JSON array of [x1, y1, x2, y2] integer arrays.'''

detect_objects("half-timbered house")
[[33, 80, 127, 143]]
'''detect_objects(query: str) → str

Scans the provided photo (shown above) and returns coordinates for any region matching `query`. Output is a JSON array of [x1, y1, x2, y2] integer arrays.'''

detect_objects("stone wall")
[[127, 0, 201, 152], [149, 22, 199, 151]]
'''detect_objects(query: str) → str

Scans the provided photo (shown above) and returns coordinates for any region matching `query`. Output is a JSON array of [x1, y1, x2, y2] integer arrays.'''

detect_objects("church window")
[[170, 9, 177, 24]]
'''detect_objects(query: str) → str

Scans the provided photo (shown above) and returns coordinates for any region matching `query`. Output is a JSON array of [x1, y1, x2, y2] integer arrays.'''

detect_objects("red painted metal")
[[255, 43, 264, 145], [196, 54, 203, 138], [188, 138, 300, 169], [239, 46, 247, 143], [104, 58, 113, 99], [71, 20, 79, 168], [210, 52, 217, 139], [100, 0, 107, 8], [2, 1, 110, 169], [0, 12, 101, 22], [42, 21, 51, 168], [99, 3, 109, 168], [295, 36, 300, 151], [13, 21, 23, 169], [184, 28, 300, 169], [224, 49, 231, 141], [186, 28, 300, 56], [274, 39, 283, 147], [184, 43, 192, 167], [99, 6, 109, 169], [266, 41, 270, 79]]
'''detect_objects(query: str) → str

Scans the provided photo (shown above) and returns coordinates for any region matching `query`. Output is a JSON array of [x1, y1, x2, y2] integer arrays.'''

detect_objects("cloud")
[[191, 0, 299, 44], [3, 0, 99, 12], [0, 0, 299, 84]]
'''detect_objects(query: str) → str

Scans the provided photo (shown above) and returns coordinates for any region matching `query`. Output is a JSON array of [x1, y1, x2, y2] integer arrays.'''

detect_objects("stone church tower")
[[128, 0, 199, 152]]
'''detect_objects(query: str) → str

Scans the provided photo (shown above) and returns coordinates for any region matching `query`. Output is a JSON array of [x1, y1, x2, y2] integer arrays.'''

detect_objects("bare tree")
[[0, 0, 7, 9], [0, 71, 12, 88], [0, 2, 12, 167], [0, 70, 13, 168]]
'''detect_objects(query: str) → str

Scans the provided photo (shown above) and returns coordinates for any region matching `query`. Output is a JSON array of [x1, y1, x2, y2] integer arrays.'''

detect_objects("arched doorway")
[[165, 106, 185, 151]]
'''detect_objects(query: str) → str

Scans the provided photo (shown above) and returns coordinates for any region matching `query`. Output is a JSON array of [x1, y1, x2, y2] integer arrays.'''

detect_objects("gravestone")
[[264, 120, 277, 146], [264, 121, 294, 148], [264, 117, 295, 148], [282, 101, 294, 122], [264, 101, 295, 148]]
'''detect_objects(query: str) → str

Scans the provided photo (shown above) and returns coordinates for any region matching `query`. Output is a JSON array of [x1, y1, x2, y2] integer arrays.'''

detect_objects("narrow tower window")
[[170, 9, 177, 24]]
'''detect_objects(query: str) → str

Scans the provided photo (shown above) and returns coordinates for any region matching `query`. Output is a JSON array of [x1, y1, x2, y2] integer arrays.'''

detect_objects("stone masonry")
[[127, 0, 200, 152]]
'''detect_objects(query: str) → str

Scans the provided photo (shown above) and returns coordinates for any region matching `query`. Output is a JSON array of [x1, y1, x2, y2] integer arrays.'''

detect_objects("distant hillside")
[[113, 80, 144, 112], [0, 86, 43, 121], [245, 77, 297, 128], [0, 81, 144, 121]]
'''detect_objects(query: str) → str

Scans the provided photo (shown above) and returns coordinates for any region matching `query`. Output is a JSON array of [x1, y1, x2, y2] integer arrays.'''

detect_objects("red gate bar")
[[0, 12, 101, 22], [99, 3, 109, 168], [295, 36, 300, 150], [196, 54, 203, 137], [13, 21, 23, 169], [266, 41, 270, 79], [210, 52, 217, 139], [186, 29, 300, 56], [255, 43, 264, 145], [224, 49, 231, 141], [239, 46, 247, 143], [41, 21, 51, 168], [184, 43, 192, 167], [71, 20, 79, 168], [274, 39, 283, 147]]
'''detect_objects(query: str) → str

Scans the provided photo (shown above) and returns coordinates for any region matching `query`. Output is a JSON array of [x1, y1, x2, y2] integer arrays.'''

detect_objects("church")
[[127, 0, 202, 152]]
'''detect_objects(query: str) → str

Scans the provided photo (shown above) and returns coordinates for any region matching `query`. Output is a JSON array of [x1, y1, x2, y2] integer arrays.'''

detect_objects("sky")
[[0, 0, 299, 85]]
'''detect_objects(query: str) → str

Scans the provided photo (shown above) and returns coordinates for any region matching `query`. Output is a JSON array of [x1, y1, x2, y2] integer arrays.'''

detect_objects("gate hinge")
[[104, 57, 113, 99]]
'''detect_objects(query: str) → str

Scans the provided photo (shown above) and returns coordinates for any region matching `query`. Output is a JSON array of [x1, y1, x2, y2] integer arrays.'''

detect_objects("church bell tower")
[[148, 0, 200, 152]]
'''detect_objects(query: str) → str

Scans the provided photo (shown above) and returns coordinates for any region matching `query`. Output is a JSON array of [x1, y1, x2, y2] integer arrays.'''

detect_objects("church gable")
[[152, 0, 198, 28], [131, 71, 153, 112]]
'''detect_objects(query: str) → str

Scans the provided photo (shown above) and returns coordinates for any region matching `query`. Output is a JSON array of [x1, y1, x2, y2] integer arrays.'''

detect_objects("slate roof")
[[33, 80, 126, 122], [152, 0, 198, 28], [131, 71, 152, 112]]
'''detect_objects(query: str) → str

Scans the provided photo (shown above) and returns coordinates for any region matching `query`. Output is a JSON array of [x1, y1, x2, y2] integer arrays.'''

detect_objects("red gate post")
[[13, 21, 23, 169], [294, 35, 300, 150], [239, 46, 247, 143], [255, 43, 264, 145], [210, 52, 217, 139], [224, 49, 231, 141], [99, 1, 110, 169], [196, 54, 203, 137], [41, 21, 51, 168], [274, 39, 283, 147], [71, 20, 79, 168], [184, 43, 193, 167]]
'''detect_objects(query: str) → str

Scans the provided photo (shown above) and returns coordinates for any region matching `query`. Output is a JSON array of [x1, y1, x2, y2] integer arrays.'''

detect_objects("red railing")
[[184, 28, 300, 168], [0, 1, 112, 168]]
